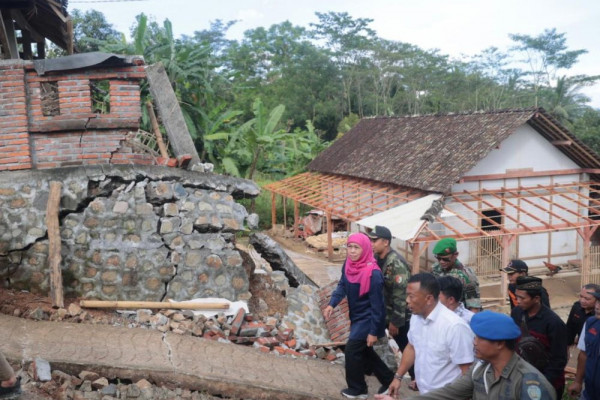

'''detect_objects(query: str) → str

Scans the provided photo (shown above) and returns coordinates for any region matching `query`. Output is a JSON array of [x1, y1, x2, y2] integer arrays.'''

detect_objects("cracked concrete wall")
[[0, 165, 260, 302]]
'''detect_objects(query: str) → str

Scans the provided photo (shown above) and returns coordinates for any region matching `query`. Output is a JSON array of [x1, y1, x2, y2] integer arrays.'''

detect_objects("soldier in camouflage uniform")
[[368, 226, 414, 382], [431, 237, 481, 311]]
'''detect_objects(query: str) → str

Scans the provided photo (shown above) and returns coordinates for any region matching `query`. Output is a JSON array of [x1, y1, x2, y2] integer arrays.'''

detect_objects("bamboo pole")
[[46, 181, 64, 308], [79, 300, 230, 310], [146, 101, 169, 158]]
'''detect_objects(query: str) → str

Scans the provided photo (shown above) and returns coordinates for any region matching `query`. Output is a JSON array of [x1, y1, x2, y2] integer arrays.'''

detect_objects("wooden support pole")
[[271, 192, 277, 229], [37, 41, 45, 59], [79, 300, 230, 310], [500, 235, 516, 307], [0, 11, 18, 59], [411, 242, 420, 274], [283, 197, 287, 230], [146, 101, 169, 158], [46, 181, 64, 308], [293, 200, 299, 237], [326, 212, 333, 260]]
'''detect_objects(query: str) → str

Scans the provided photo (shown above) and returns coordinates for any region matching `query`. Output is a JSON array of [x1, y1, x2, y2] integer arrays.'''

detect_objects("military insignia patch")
[[395, 275, 402, 284], [526, 385, 541, 399]]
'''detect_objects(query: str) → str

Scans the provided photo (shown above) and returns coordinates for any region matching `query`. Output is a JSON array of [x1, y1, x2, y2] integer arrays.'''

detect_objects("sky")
[[69, 0, 600, 108]]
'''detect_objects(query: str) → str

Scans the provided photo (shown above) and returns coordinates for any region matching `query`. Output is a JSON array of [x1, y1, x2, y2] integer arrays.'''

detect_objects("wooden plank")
[[46, 181, 64, 309], [326, 212, 333, 260], [1, 11, 18, 59], [145, 63, 201, 165], [0, 11, 14, 59], [146, 101, 169, 158], [10, 9, 45, 43], [79, 300, 229, 310]]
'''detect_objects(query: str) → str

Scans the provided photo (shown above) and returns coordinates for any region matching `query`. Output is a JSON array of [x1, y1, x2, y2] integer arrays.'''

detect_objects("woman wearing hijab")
[[324, 232, 394, 399]]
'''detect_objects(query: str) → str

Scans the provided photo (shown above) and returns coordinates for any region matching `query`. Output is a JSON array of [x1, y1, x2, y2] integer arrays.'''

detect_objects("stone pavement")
[[0, 313, 414, 399]]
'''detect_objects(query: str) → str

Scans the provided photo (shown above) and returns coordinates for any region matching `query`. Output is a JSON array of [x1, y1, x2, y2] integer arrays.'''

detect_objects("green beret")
[[433, 238, 457, 255]]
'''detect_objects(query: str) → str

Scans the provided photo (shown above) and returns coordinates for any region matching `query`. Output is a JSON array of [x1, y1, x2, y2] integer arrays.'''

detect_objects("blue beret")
[[470, 311, 521, 340]]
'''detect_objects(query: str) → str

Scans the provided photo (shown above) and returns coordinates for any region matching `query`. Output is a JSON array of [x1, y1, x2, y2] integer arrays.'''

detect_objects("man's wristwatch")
[[394, 373, 403, 381]]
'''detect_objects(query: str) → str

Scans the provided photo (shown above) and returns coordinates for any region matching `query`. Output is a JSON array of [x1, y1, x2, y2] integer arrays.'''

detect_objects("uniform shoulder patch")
[[526, 385, 541, 399], [395, 275, 402, 284]]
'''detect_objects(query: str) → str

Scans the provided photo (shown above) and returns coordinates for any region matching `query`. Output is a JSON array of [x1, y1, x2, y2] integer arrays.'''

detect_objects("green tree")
[[70, 9, 122, 52]]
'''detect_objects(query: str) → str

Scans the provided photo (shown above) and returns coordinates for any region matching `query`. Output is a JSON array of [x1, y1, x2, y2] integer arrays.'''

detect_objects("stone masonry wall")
[[0, 165, 260, 302]]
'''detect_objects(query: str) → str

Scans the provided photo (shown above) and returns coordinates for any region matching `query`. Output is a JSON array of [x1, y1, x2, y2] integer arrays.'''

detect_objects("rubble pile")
[[20, 365, 222, 400], [4, 297, 343, 364]]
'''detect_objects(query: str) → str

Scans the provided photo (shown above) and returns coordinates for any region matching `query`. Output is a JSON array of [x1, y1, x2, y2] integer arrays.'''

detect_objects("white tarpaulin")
[[357, 194, 453, 241]]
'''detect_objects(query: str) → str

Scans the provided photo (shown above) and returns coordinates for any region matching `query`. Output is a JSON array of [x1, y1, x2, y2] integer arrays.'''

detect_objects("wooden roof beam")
[[513, 190, 576, 228], [451, 196, 510, 233], [484, 191, 553, 229], [459, 190, 533, 232], [520, 188, 596, 223], [11, 9, 45, 43]]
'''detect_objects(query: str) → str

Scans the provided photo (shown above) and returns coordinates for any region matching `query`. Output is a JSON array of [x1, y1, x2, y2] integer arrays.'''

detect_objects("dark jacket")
[[511, 305, 568, 395], [582, 317, 600, 400], [329, 265, 386, 341], [566, 301, 594, 345]]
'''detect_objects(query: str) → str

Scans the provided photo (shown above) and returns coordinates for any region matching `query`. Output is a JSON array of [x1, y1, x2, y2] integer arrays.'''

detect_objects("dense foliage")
[[71, 10, 600, 181]]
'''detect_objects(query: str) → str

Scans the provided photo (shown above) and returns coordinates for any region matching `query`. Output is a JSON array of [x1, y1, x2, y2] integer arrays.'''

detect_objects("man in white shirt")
[[388, 273, 474, 396], [438, 275, 475, 323]]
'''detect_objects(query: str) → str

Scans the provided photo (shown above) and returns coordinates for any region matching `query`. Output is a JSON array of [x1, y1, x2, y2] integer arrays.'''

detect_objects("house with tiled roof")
[[266, 108, 600, 300]]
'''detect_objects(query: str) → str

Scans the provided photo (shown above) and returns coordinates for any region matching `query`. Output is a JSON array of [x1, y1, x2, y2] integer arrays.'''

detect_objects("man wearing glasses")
[[431, 238, 481, 312]]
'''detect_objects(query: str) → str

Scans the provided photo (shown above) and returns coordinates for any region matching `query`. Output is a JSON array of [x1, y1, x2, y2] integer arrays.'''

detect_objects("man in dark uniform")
[[376, 311, 556, 400], [568, 286, 600, 400], [501, 259, 550, 310], [565, 283, 599, 345], [368, 226, 414, 383], [511, 276, 567, 398], [431, 238, 481, 311]]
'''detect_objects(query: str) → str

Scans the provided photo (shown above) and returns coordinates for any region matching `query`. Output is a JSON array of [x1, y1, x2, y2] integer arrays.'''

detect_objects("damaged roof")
[[0, 0, 71, 51], [308, 108, 600, 194]]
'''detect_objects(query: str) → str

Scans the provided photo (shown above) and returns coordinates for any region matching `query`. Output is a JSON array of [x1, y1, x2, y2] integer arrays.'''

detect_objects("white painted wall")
[[463, 124, 580, 176], [446, 123, 585, 270]]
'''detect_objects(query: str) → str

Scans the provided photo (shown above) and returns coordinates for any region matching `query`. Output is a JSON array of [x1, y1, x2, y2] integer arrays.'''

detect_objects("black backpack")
[[516, 314, 550, 372]]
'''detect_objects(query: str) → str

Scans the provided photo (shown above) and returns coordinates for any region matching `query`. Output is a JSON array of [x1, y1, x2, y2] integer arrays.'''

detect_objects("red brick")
[[230, 308, 246, 336]]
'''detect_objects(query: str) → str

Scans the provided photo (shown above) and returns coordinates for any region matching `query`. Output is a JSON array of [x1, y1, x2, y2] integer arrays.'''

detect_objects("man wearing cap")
[[376, 311, 556, 400], [368, 226, 414, 384], [511, 276, 568, 398], [431, 238, 481, 312], [502, 259, 550, 310], [568, 287, 600, 400], [565, 284, 599, 345]]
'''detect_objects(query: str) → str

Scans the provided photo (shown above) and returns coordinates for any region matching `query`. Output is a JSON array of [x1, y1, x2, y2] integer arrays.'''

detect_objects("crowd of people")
[[326, 226, 600, 400]]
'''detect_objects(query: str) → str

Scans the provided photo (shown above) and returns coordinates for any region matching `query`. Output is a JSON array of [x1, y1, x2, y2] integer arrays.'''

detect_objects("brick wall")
[[0, 60, 155, 171], [0, 62, 32, 170]]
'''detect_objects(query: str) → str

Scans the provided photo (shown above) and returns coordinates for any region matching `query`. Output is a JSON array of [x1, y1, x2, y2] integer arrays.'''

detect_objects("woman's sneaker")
[[0, 376, 21, 399], [340, 387, 368, 399]]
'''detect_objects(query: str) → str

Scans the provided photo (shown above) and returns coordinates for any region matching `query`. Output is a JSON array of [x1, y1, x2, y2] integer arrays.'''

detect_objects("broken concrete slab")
[[249, 233, 316, 288]]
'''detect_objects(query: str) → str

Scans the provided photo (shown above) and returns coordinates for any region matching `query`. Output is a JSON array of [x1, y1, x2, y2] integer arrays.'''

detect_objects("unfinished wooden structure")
[[0, 0, 72, 59], [265, 108, 600, 302]]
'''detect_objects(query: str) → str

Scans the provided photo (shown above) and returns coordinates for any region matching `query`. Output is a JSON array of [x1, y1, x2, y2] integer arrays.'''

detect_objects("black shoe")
[[377, 384, 390, 395], [340, 387, 368, 399], [0, 376, 21, 399]]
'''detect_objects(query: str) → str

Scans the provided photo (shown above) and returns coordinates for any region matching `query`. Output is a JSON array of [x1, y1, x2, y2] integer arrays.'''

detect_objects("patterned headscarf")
[[345, 232, 380, 297]]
